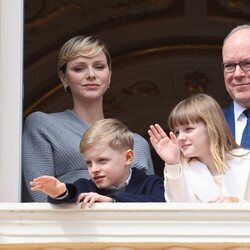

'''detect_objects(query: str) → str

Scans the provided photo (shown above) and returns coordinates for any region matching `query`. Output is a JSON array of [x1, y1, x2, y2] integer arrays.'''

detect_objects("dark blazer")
[[48, 168, 165, 203], [223, 102, 235, 139]]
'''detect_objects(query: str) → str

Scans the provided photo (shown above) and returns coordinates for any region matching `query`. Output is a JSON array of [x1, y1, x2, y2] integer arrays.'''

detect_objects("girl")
[[148, 93, 250, 202]]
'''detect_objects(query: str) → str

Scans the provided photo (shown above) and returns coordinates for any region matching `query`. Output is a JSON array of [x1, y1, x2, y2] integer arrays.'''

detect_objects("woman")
[[148, 93, 250, 202], [23, 35, 154, 202]]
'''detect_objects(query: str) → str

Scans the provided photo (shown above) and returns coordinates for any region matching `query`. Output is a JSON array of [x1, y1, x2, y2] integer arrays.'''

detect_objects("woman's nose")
[[86, 67, 95, 79]]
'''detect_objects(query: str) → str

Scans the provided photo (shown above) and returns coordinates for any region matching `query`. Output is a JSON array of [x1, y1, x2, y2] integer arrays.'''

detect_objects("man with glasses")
[[222, 24, 250, 149]]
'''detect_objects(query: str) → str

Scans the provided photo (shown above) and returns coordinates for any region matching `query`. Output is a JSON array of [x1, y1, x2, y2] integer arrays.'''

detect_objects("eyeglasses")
[[222, 60, 250, 73]]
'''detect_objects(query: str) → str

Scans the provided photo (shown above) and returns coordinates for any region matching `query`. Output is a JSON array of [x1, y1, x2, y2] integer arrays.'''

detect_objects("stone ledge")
[[0, 203, 250, 250]]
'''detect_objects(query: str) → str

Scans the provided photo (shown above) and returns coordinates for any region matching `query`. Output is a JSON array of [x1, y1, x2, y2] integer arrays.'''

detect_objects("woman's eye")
[[95, 65, 105, 70], [73, 67, 84, 72]]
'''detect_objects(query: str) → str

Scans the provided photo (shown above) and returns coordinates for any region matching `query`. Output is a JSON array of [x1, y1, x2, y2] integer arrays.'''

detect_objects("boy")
[[30, 118, 165, 208]]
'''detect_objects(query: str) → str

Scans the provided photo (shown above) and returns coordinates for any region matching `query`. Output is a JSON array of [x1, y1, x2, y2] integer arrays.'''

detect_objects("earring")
[[64, 85, 68, 92]]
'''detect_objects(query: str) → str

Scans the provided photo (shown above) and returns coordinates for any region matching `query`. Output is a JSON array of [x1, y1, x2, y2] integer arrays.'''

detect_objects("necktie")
[[241, 109, 250, 149]]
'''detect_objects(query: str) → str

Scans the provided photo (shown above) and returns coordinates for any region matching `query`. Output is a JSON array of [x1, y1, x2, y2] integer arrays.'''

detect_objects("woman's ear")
[[125, 149, 134, 165], [58, 70, 66, 84]]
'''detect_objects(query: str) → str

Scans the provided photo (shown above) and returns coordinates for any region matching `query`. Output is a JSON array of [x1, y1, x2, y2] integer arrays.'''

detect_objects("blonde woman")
[[148, 94, 250, 202], [23, 36, 154, 202]]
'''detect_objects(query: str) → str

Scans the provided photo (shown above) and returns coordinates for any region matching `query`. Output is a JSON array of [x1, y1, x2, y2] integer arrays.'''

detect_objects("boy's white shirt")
[[164, 148, 250, 202]]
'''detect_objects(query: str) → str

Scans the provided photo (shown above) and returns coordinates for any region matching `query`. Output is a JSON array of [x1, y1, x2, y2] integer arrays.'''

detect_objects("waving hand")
[[148, 124, 180, 165]]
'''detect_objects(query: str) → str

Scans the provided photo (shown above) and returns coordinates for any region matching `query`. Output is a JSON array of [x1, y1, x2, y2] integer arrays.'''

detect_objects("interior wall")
[[23, 0, 250, 174]]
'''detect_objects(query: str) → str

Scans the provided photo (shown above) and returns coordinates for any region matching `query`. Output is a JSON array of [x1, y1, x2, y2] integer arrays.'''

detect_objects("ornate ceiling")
[[24, 0, 250, 138]]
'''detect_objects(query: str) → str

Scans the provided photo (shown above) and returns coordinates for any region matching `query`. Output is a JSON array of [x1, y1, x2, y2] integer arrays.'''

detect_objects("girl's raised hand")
[[148, 124, 180, 165]]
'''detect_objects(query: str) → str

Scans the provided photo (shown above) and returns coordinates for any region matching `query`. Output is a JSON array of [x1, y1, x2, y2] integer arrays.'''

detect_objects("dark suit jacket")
[[223, 102, 235, 138], [48, 168, 165, 203]]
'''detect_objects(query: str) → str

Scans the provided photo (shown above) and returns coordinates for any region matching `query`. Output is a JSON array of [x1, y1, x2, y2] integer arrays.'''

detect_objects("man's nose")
[[234, 64, 246, 78]]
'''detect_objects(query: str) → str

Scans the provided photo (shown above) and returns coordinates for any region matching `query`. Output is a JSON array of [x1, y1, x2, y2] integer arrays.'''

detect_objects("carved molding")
[[1, 203, 250, 250]]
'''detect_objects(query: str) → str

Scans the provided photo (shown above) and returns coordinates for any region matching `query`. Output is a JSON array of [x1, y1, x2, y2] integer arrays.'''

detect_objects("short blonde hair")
[[58, 35, 111, 72], [168, 93, 239, 173], [80, 118, 134, 154]]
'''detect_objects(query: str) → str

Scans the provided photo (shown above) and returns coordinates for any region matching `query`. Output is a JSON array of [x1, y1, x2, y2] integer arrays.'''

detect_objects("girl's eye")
[[185, 127, 194, 132], [174, 131, 179, 137]]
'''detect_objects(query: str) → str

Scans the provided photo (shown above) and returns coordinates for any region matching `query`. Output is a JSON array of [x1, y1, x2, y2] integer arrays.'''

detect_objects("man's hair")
[[80, 118, 134, 153], [223, 24, 250, 46], [168, 93, 239, 173], [58, 35, 111, 72]]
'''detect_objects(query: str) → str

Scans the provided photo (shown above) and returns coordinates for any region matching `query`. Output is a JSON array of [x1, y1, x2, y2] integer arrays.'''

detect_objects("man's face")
[[222, 29, 250, 108]]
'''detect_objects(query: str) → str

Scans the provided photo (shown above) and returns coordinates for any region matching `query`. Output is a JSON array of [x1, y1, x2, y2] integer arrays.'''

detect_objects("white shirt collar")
[[234, 101, 247, 121], [108, 168, 132, 190]]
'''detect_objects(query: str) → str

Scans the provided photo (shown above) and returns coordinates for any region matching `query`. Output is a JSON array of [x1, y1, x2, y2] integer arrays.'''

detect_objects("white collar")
[[233, 101, 247, 121], [108, 168, 132, 190]]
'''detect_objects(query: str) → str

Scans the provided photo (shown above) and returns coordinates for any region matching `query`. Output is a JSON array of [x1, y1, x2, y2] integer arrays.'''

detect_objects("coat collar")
[[185, 152, 250, 202], [185, 160, 220, 202]]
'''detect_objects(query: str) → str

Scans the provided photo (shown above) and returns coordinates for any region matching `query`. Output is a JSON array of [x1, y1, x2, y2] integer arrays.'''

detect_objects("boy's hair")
[[80, 118, 134, 154], [58, 35, 111, 72], [168, 93, 239, 173]]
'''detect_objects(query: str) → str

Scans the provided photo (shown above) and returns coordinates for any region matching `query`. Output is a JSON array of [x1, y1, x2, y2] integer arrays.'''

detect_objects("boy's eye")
[[86, 161, 92, 168], [99, 159, 108, 164]]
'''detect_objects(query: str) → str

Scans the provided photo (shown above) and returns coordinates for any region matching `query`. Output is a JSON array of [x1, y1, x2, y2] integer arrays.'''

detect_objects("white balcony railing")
[[1, 203, 250, 250]]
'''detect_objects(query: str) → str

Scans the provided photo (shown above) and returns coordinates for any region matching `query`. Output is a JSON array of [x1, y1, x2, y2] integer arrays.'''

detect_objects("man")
[[222, 24, 250, 148]]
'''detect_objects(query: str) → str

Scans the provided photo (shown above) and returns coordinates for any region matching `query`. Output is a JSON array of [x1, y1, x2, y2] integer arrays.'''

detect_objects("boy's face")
[[84, 142, 133, 189]]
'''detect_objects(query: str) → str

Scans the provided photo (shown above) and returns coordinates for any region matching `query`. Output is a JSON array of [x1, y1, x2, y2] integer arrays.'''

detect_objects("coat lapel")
[[185, 160, 220, 202], [224, 151, 250, 198], [223, 102, 235, 138]]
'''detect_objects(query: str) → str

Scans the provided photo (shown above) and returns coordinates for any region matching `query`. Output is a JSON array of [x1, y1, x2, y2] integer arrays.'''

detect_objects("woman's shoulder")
[[25, 110, 71, 124], [23, 110, 75, 133], [132, 132, 147, 142], [132, 132, 151, 148]]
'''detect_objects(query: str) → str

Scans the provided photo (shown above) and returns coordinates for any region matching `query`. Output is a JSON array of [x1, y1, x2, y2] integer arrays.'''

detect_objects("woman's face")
[[59, 51, 111, 102]]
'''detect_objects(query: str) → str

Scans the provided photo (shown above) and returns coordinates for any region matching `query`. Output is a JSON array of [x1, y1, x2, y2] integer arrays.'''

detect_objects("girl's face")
[[174, 121, 210, 162], [59, 51, 111, 102]]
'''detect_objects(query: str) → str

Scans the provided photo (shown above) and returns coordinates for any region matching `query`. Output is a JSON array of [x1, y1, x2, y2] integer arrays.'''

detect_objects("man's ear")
[[125, 149, 134, 165]]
